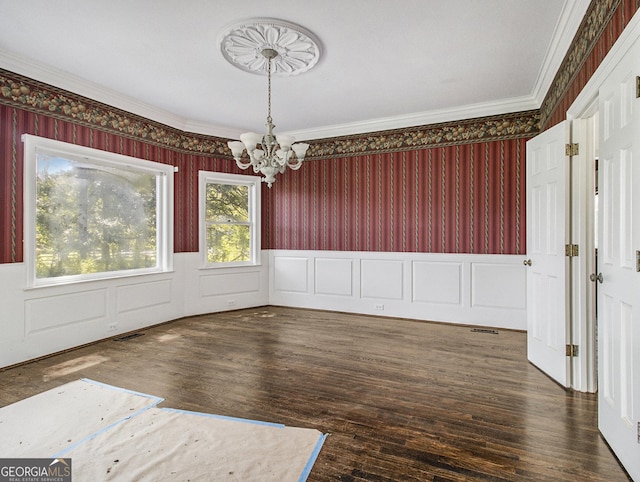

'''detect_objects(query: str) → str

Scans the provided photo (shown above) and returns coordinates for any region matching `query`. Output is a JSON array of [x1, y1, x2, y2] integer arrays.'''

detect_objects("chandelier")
[[220, 19, 321, 187], [227, 49, 309, 187]]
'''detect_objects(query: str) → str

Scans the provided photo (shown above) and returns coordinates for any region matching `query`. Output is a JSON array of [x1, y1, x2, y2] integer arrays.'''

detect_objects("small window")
[[23, 135, 174, 287], [199, 171, 261, 267]]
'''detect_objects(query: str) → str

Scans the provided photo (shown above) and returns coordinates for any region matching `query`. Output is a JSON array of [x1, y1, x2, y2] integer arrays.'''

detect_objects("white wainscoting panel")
[[180, 253, 269, 317], [315, 258, 352, 296], [25, 288, 107, 333], [413, 261, 462, 305], [361, 259, 404, 300], [0, 263, 29, 344], [273, 257, 308, 293], [1, 249, 524, 368], [269, 250, 526, 330], [471, 263, 527, 309], [0, 252, 270, 368], [199, 270, 261, 298], [117, 280, 172, 314]]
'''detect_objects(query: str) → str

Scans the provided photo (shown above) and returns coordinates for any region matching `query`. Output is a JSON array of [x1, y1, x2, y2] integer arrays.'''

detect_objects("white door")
[[596, 36, 640, 481], [525, 121, 571, 387]]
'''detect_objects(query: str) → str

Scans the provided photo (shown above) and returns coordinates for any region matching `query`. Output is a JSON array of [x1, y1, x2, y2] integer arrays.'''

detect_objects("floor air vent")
[[113, 333, 145, 342], [471, 328, 499, 335]]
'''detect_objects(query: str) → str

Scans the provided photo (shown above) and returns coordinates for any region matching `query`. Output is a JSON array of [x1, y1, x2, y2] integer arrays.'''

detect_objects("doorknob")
[[589, 272, 603, 283], [523, 259, 532, 267]]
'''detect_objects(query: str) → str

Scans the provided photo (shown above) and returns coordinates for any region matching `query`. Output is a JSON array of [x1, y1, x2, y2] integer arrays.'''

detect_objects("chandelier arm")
[[225, 47, 309, 187], [287, 157, 304, 170], [234, 158, 254, 170]]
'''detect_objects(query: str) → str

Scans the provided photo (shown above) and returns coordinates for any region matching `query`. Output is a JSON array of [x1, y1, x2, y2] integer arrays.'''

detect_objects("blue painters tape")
[[52, 378, 329, 479], [52, 379, 164, 458], [298, 433, 328, 482], [160, 407, 286, 428], [81, 378, 164, 404], [52, 404, 160, 458]]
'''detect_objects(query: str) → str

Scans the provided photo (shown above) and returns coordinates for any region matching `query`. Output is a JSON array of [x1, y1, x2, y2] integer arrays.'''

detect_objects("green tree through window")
[[200, 172, 260, 267], [23, 134, 174, 287], [35, 155, 157, 278]]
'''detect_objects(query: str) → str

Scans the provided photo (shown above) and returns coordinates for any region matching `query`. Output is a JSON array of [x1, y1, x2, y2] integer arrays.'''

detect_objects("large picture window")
[[23, 135, 174, 287], [199, 171, 260, 267]]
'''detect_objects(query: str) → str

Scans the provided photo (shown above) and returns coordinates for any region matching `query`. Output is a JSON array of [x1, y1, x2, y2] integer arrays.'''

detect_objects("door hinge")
[[565, 143, 579, 156], [566, 344, 579, 357], [636, 250, 640, 272], [636, 76, 640, 98], [565, 244, 579, 257], [637, 421, 640, 444]]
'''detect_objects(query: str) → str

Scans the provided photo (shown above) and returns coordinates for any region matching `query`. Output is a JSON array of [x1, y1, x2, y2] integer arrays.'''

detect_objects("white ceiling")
[[0, 0, 590, 140]]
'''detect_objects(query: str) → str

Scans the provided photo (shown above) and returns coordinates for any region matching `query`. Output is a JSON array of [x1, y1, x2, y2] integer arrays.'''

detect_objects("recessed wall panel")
[[117, 280, 172, 313], [25, 289, 107, 333], [274, 257, 308, 293], [315, 258, 352, 296], [412, 261, 461, 305], [472, 263, 526, 309], [361, 259, 403, 300], [199, 271, 261, 298]]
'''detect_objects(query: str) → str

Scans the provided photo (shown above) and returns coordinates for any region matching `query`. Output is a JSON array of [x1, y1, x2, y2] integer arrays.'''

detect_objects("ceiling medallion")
[[219, 18, 321, 76]]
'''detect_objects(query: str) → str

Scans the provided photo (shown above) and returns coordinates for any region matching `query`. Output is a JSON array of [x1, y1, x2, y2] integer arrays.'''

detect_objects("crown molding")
[[181, 120, 244, 140], [531, 0, 592, 105], [1, 28, 553, 144], [0, 48, 244, 139], [282, 95, 540, 141]]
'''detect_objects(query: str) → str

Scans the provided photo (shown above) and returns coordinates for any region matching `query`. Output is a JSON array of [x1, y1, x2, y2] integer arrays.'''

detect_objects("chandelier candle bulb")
[[227, 141, 245, 158], [276, 135, 295, 150]]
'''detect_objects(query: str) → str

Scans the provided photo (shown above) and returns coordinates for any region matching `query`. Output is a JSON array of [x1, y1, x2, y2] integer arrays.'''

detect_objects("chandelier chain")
[[267, 56, 272, 123]]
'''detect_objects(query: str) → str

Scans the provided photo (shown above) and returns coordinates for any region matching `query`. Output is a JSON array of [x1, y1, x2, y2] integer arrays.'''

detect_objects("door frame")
[[565, 11, 640, 393], [567, 108, 598, 393]]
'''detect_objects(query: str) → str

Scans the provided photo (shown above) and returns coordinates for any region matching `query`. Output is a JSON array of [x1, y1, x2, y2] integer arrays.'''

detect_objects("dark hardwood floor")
[[0, 307, 630, 481]]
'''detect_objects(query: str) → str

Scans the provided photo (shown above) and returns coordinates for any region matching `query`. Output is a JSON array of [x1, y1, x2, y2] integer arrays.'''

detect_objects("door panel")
[[597, 34, 640, 481], [525, 121, 570, 387]]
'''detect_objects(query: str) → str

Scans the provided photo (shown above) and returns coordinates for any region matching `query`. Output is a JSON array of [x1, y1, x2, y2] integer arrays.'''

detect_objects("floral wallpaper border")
[[0, 68, 540, 161], [307, 111, 540, 160], [539, 0, 620, 127], [0, 69, 231, 157]]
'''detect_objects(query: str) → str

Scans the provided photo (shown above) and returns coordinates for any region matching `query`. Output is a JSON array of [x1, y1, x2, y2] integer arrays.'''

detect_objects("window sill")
[[25, 268, 175, 291]]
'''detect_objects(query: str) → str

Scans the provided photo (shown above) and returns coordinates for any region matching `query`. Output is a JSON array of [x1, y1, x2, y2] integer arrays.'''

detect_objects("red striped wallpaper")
[[0, 105, 242, 263], [262, 140, 526, 254], [0, 104, 528, 263]]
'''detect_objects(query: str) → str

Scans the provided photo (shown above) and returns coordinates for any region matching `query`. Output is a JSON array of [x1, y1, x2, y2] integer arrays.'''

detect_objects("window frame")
[[22, 134, 174, 288], [198, 171, 261, 268]]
